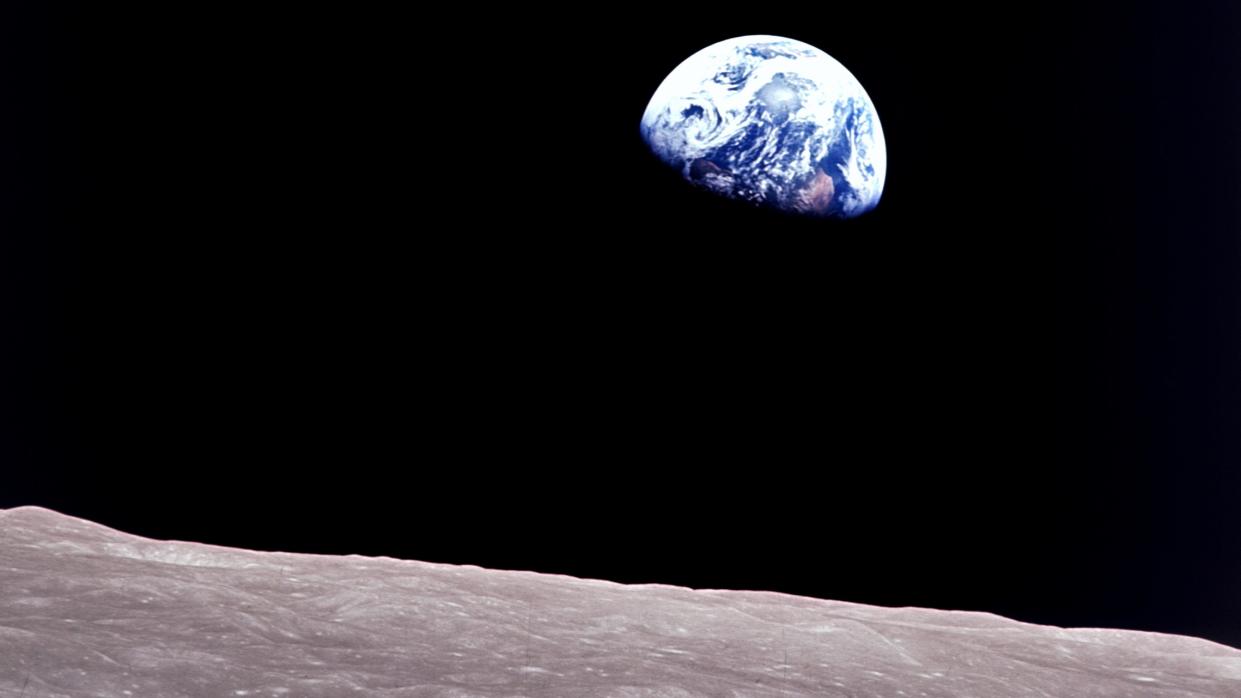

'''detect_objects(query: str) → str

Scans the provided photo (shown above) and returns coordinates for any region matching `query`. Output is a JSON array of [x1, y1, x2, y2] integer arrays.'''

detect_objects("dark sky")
[[5, 4, 1241, 647]]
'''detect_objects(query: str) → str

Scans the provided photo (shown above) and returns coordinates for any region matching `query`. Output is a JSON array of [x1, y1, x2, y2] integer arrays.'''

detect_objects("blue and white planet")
[[641, 35, 886, 219]]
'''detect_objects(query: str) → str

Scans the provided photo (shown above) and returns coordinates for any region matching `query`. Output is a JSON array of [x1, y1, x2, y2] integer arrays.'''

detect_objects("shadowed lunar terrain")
[[1, 507, 1239, 697]]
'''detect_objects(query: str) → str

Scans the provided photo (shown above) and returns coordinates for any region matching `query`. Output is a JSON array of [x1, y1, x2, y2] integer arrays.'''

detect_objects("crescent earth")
[[641, 35, 887, 219]]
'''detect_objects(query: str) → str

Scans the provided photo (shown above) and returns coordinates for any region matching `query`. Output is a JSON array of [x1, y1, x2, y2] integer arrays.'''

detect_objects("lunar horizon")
[[2, 506, 1239, 697]]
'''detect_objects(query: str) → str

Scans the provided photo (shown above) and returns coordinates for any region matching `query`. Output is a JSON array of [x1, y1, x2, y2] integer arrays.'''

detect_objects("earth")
[[641, 35, 887, 219]]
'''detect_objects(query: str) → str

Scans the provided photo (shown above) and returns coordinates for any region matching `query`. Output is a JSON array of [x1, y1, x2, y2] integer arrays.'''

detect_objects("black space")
[[5, 4, 1241, 648]]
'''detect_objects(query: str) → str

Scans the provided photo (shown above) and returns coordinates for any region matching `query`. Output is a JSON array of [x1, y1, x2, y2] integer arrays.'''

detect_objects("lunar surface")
[[2, 507, 1239, 697]]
